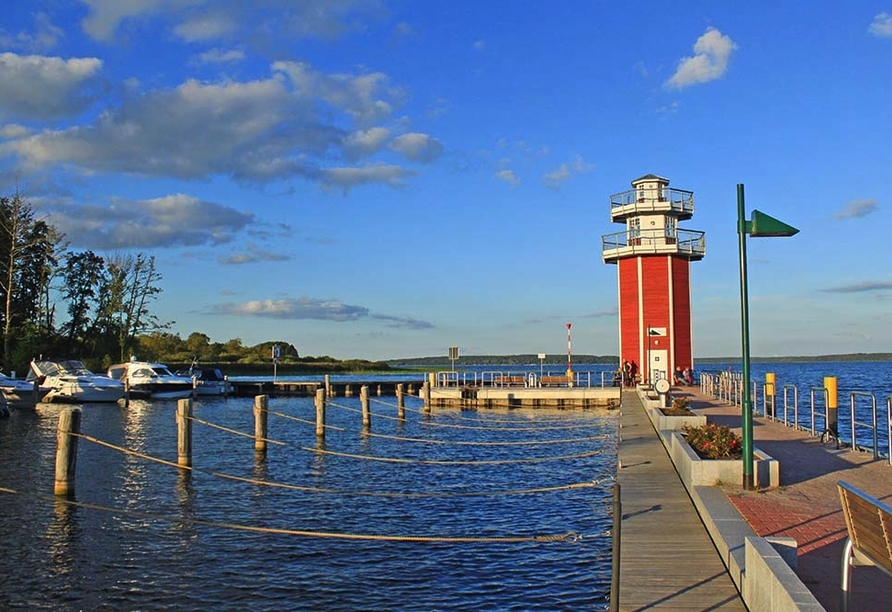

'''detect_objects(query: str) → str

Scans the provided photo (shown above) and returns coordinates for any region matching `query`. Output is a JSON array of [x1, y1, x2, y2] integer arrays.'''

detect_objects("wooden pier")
[[229, 377, 621, 409], [615, 389, 745, 609], [229, 379, 424, 398]]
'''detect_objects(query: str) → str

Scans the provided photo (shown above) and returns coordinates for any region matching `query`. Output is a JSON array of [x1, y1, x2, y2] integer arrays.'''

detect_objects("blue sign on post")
[[272, 345, 280, 382]]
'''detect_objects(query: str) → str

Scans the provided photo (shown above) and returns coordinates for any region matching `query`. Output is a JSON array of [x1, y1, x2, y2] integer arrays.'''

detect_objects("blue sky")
[[0, 2, 890, 361]]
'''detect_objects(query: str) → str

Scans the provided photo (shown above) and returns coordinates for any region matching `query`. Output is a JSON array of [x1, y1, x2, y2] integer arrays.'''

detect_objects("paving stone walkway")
[[679, 387, 892, 611]]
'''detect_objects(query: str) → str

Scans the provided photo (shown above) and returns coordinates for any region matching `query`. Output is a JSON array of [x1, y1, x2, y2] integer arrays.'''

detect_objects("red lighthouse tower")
[[601, 174, 705, 386]]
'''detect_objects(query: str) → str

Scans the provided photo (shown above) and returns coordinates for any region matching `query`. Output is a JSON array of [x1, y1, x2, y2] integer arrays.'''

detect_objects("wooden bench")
[[838, 480, 892, 611], [493, 376, 526, 387], [540, 376, 570, 387]]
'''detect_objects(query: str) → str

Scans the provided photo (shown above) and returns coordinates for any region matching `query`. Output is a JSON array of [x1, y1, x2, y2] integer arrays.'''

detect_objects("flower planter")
[[646, 405, 707, 431], [668, 431, 779, 489]]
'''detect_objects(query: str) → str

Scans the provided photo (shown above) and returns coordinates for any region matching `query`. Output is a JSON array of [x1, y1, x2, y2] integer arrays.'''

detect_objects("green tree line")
[[0, 192, 390, 376]]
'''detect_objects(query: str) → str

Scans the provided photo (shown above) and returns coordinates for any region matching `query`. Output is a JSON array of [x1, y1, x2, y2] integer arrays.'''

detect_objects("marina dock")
[[619, 381, 892, 610], [616, 389, 746, 609]]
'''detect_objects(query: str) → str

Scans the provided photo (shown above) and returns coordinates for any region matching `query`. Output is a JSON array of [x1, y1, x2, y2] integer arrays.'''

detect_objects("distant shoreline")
[[386, 353, 892, 367]]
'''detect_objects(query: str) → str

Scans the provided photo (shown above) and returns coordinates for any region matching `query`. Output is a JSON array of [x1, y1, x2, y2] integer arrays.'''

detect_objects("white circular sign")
[[655, 379, 671, 394]]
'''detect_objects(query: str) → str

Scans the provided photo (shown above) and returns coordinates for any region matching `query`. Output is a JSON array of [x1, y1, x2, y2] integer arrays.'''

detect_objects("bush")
[[682, 423, 742, 459], [671, 397, 691, 411]]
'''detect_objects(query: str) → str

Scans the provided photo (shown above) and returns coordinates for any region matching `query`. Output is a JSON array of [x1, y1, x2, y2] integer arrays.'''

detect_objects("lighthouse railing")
[[601, 228, 706, 258]]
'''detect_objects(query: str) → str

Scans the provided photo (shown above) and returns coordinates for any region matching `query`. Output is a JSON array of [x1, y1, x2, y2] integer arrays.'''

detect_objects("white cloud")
[[273, 60, 398, 126], [869, 12, 892, 37], [495, 169, 520, 187], [544, 156, 594, 190], [0, 53, 105, 120], [210, 296, 434, 329], [833, 199, 878, 219], [37, 193, 255, 250], [0, 12, 64, 52], [213, 296, 370, 321], [343, 126, 390, 159], [321, 164, 416, 192], [196, 48, 246, 65], [0, 61, 415, 191], [80, 0, 381, 44], [219, 244, 291, 264], [80, 0, 175, 42], [389, 132, 444, 163], [665, 27, 737, 89]]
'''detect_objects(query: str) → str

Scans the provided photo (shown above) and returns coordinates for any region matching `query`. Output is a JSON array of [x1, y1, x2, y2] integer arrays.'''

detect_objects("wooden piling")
[[361, 385, 370, 429], [315, 388, 326, 438], [254, 395, 269, 452], [423, 381, 431, 414], [54, 408, 82, 497], [396, 383, 405, 420], [177, 398, 193, 467], [344, 384, 353, 397], [324, 375, 331, 398]]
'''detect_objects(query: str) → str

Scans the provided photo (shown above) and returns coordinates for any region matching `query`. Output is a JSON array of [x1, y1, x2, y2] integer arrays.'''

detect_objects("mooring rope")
[[72, 432, 614, 498], [313, 402, 607, 446], [188, 415, 287, 446], [306, 447, 603, 465], [0, 485, 587, 543], [265, 408, 346, 431]]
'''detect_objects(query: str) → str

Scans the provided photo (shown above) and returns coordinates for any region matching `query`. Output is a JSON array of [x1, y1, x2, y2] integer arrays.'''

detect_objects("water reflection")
[[1, 392, 615, 610]]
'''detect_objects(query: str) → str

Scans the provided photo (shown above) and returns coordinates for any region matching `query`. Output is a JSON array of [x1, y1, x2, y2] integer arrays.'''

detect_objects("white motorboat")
[[0, 371, 50, 405], [107, 358, 194, 400], [175, 364, 234, 396], [28, 359, 126, 403]]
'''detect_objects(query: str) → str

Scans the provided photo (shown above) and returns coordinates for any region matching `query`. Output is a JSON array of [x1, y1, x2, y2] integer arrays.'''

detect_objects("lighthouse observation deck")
[[609, 185, 694, 221], [601, 227, 706, 262]]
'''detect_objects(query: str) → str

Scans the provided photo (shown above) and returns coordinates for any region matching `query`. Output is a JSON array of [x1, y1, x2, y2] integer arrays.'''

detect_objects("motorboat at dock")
[[28, 359, 126, 403], [107, 358, 194, 400], [0, 371, 49, 406], [175, 364, 234, 396]]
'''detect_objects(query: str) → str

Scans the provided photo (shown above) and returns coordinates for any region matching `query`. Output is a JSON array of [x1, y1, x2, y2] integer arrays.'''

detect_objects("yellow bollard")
[[765, 372, 776, 418], [824, 376, 838, 440]]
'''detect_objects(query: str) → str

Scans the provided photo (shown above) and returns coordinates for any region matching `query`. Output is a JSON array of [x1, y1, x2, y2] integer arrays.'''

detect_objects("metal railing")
[[609, 187, 694, 214], [850, 391, 879, 459], [434, 370, 617, 389], [601, 228, 706, 259], [701, 373, 892, 463]]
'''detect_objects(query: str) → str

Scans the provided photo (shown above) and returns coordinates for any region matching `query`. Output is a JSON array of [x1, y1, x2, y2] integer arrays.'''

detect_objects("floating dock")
[[229, 379, 423, 398], [430, 385, 621, 409], [229, 377, 621, 408]]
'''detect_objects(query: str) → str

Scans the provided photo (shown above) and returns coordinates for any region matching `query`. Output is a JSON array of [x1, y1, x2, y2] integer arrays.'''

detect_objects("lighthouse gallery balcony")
[[609, 186, 694, 222], [601, 227, 706, 262]]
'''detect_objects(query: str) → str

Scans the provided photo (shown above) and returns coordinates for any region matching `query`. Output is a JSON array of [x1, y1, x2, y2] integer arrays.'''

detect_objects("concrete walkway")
[[678, 386, 892, 611], [616, 389, 746, 610]]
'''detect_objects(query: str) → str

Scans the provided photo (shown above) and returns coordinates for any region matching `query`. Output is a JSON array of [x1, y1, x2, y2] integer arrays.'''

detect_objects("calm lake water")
[[0, 388, 616, 611], [3, 360, 890, 611]]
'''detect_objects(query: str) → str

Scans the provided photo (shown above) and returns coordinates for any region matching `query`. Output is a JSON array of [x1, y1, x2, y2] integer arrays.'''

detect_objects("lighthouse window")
[[628, 218, 640, 245]]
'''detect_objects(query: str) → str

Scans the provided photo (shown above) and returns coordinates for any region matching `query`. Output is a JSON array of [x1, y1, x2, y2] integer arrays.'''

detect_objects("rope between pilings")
[[0, 485, 589, 543], [71, 432, 612, 494]]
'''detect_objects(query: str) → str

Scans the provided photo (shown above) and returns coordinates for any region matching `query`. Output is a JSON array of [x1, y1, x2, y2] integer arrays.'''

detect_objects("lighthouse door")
[[648, 350, 668, 386]]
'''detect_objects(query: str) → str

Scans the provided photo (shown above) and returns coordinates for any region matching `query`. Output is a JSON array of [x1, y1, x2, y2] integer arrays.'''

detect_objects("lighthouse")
[[601, 174, 705, 386]]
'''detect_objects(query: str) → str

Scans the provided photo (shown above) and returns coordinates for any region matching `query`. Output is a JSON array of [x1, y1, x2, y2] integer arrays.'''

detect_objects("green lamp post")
[[737, 183, 799, 490]]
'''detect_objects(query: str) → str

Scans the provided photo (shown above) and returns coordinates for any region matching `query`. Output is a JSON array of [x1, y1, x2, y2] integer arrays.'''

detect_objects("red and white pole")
[[566, 322, 573, 384]]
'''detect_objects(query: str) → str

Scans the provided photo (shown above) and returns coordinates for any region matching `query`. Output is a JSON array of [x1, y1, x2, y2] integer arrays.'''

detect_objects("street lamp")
[[737, 183, 798, 490]]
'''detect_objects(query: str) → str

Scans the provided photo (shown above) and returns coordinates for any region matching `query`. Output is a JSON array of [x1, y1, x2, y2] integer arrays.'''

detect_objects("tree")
[[185, 332, 211, 361], [61, 250, 106, 354], [0, 193, 62, 364], [103, 253, 170, 361]]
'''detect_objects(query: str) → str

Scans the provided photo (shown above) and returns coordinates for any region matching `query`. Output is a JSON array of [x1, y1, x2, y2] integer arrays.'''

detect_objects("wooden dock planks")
[[615, 390, 745, 610]]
